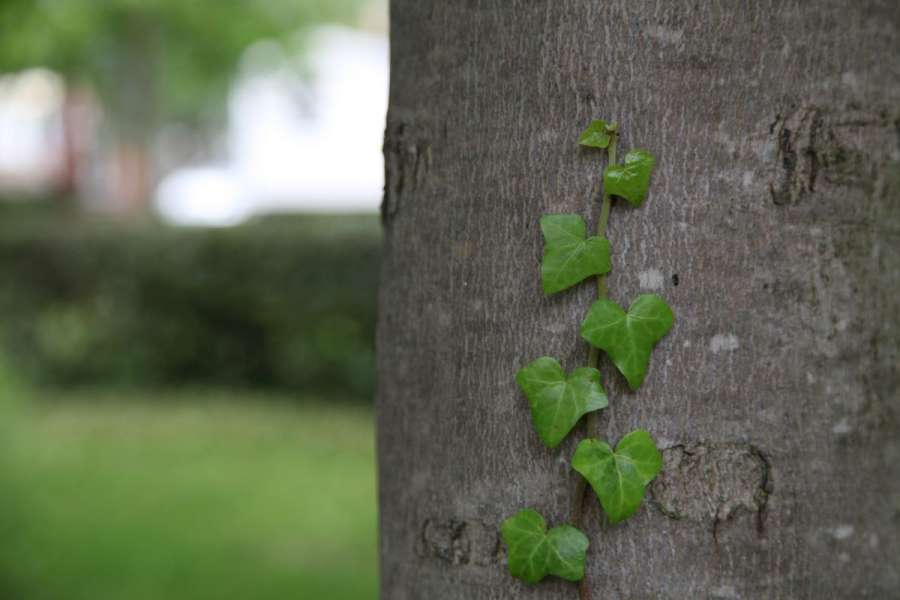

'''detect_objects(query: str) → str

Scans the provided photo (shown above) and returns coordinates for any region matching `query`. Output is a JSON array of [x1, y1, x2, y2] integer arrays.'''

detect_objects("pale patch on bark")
[[709, 333, 740, 353]]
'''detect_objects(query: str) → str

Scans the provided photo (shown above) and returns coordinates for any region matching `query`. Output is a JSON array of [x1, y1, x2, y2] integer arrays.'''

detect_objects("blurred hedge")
[[0, 211, 381, 400]]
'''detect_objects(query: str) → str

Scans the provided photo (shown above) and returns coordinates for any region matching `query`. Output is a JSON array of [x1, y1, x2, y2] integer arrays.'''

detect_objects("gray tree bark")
[[376, 2, 900, 598]]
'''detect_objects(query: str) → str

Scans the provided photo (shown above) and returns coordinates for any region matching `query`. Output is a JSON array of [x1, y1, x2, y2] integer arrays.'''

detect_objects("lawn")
[[0, 388, 378, 600]]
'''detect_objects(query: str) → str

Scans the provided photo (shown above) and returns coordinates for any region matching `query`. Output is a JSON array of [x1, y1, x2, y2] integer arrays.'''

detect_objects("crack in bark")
[[417, 517, 499, 567], [751, 444, 772, 537], [769, 106, 822, 206], [652, 442, 772, 544], [382, 119, 432, 227], [769, 106, 900, 206]]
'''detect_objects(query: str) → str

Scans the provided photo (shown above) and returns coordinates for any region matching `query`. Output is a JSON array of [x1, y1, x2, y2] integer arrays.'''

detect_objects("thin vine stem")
[[571, 125, 618, 600]]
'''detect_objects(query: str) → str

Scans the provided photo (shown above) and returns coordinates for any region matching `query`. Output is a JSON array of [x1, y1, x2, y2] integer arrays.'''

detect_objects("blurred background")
[[0, 1, 386, 598]]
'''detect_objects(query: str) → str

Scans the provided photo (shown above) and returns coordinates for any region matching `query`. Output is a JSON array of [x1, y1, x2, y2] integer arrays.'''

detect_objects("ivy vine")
[[501, 119, 674, 591]]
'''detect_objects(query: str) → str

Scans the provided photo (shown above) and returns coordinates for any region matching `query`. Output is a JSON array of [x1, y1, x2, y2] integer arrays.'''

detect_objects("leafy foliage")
[[577, 119, 613, 149], [571, 430, 662, 523], [501, 509, 588, 584], [603, 149, 656, 206], [503, 119, 672, 587], [539, 214, 612, 295], [516, 357, 608, 448], [0, 0, 363, 129], [580, 294, 674, 390], [0, 212, 380, 399]]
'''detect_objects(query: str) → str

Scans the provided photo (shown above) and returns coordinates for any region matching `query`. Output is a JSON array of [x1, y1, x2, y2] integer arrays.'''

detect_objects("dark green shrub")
[[0, 213, 380, 400]]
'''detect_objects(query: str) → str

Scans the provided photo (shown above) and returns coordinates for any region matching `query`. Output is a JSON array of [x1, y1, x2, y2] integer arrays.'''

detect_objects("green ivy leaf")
[[540, 214, 611, 295], [571, 430, 662, 524], [577, 119, 612, 149], [580, 294, 674, 390], [501, 508, 589, 584], [516, 356, 608, 448], [603, 149, 656, 206]]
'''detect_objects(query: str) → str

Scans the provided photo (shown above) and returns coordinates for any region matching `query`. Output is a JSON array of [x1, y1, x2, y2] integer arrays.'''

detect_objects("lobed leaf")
[[577, 119, 613, 149], [580, 294, 674, 390], [571, 430, 662, 524], [540, 214, 611, 295], [501, 508, 589, 584], [603, 149, 656, 206], [516, 356, 608, 448]]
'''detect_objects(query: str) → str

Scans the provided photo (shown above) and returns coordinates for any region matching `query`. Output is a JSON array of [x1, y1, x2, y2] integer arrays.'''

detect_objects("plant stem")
[[595, 134, 615, 297], [586, 128, 616, 429], [572, 127, 618, 600]]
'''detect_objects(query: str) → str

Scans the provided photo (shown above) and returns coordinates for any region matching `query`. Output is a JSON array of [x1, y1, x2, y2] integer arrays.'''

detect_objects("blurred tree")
[[0, 0, 362, 211]]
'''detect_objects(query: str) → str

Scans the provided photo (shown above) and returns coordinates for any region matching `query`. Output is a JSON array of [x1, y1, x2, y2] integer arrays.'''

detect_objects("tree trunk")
[[56, 85, 93, 201], [106, 10, 159, 214], [111, 140, 153, 214], [376, 2, 900, 598]]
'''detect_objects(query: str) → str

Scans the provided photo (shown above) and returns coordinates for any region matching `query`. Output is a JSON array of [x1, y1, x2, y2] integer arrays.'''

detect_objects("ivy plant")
[[581, 294, 674, 391], [571, 430, 662, 523], [501, 119, 674, 588], [603, 149, 656, 206], [501, 509, 589, 583], [540, 214, 611, 295], [516, 357, 607, 448]]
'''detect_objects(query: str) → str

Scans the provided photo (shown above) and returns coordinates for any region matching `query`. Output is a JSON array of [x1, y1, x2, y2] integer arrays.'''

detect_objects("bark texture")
[[377, 2, 900, 598]]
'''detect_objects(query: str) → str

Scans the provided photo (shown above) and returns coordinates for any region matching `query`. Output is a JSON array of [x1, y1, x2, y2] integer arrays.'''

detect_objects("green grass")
[[0, 388, 378, 600]]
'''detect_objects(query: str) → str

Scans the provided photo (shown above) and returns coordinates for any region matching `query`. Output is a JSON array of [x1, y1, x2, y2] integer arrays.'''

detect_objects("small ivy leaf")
[[577, 119, 612, 149], [501, 508, 589, 584], [580, 294, 674, 390], [540, 214, 611, 295], [603, 149, 656, 206], [571, 430, 662, 524], [516, 356, 608, 448]]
